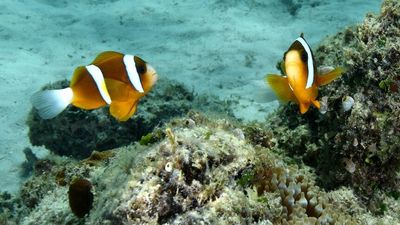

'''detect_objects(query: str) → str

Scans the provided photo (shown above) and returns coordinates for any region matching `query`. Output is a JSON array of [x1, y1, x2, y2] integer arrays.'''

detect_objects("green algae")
[[139, 133, 155, 146], [237, 169, 255, 188]]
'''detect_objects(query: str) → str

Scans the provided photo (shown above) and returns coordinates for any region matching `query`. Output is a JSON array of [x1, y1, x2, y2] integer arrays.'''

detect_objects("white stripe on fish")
[[85, 64, 111, 104], [123, 54, 144, 93], [296, 37, 314, 89]]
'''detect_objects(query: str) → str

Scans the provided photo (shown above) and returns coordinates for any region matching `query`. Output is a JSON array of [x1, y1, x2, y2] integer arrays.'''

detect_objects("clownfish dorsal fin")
[[300, 32, 304, 38], [316, 67, 345, 86], [265, 74, 297, 103], [91, 51, 124, 66], [70, 66, 87, 87]]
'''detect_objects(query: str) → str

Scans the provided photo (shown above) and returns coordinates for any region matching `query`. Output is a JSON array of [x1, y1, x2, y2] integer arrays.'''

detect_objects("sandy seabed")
[[0, 0, 381, 193]]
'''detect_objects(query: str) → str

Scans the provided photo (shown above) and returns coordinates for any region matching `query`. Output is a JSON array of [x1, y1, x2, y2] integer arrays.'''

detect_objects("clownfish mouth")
[[150, 72, 159, 85]]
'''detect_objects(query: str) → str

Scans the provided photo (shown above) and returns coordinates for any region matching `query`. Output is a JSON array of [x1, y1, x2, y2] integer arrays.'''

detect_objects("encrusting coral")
[[261, 0, 400, 204], [4, 112, 399, 224]]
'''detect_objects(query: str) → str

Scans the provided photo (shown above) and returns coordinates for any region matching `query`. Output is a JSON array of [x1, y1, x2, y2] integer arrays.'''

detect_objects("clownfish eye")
[[134, 56, 147, 74], [301, 50, 308, 63]]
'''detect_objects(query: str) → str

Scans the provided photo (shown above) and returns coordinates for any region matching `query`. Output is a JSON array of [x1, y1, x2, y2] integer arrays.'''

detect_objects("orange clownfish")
[[266, 34, 344, 114], [31, 51, 158, 121]]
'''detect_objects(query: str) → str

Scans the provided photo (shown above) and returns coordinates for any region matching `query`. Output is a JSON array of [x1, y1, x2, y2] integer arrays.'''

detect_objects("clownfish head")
[[265, 34, 344, 114], [133, 56, 158, 93]]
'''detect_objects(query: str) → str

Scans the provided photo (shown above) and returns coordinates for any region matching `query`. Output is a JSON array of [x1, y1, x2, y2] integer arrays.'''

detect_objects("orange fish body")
[[266, 34, 343, 114], [86, 51, 157, 121], [69, 66, 111, 110], [31, 51, 158, 121]]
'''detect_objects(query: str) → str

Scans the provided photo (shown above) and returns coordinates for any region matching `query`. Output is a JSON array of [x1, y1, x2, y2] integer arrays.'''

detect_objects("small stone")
[[352, 138, 359, 147], [185, 119, 196, 128], [233, 128, 245, 140], [165, 162, 173, 172], [319, 96, 329, 114], [342, 96, 355, 112], [343, 158, 356, 173]]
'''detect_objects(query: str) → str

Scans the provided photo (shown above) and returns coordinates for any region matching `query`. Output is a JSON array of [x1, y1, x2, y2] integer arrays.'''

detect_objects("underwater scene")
[[0, 0, 399, 224]]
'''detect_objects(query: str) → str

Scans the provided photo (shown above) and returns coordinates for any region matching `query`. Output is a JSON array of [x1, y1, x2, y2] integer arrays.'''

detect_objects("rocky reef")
[[2, 112, 399, 224], [262, 0, 400, 212], [27, 78, 233, 159]]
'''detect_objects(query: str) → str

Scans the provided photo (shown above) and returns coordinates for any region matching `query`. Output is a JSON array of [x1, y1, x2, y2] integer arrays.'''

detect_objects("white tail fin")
[[30, 88, 73, 119]]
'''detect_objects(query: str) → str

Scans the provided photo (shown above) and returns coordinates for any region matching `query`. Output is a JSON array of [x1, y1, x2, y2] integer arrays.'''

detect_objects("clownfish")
[[266, 34, 344, 114], [31, 51, 158, 121]]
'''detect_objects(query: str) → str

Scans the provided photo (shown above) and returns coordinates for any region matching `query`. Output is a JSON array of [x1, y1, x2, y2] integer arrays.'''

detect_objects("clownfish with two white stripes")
[[31, 51, 158, 121], [266, 34, 344, 114]]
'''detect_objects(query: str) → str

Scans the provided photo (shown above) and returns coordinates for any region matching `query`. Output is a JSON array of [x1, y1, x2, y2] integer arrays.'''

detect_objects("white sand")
[[0, 0, 382, 193]]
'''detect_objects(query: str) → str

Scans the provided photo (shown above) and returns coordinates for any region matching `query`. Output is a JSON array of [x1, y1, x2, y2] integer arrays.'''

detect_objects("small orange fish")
[[266, 34, 343, 114], [31, 51, 158, 121]]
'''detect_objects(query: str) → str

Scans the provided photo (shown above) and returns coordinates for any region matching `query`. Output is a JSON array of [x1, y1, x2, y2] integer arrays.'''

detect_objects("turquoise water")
[[0, 0, 387, 223]]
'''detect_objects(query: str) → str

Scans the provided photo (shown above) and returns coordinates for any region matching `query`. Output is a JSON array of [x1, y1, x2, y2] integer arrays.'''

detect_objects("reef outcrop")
[[262, 0, 400, 210], [27, 78, 233, 158], [4, 112, 399, 224]]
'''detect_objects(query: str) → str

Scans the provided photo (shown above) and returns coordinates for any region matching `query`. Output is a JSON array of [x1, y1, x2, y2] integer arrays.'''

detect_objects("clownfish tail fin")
[[31, 88, 73, 119], [316, 67, 345, 86], [265, 74, 296, 103]]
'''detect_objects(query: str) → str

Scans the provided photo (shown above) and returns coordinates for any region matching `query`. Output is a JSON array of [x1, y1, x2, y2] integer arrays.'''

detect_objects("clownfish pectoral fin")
[[109, 100, 138, 122], [31, 88, 73, 119], [316, 67, 345, 86], [106, 78, 142, 121], [91, 51, 123, 65], [299, 102, 310, 114], [123, 101, 138, 121], [104, 78, 132, 102], [311, 99, 321, 109], [265, 74, 296, 103]]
